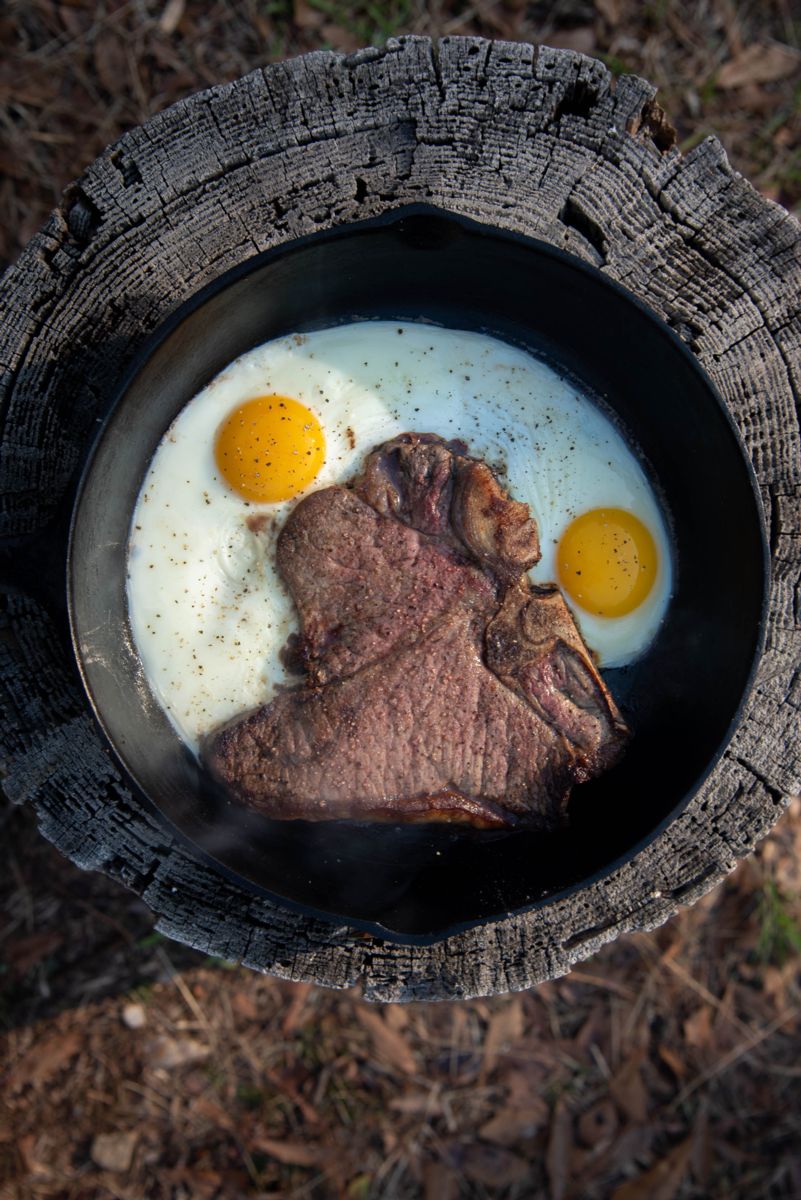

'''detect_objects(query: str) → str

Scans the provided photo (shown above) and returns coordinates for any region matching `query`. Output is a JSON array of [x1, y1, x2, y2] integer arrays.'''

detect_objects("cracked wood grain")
[[1, 36, 799, 999]]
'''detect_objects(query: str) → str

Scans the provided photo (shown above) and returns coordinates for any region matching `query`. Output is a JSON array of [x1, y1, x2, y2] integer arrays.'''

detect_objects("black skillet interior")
[[67, 206, 768, 941]]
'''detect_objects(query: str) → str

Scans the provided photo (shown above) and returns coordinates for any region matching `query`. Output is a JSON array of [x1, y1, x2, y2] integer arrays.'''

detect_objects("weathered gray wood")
[[1, 36, 799, 1000]]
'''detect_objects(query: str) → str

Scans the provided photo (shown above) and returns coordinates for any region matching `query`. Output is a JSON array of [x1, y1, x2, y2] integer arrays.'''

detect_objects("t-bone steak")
[[206, 433, 629, 829]]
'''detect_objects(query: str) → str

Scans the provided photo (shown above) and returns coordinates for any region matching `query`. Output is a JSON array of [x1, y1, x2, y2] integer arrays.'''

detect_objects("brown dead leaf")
[[479, 1099, 548, 1145], [683, 1006, 713, 1049], [90, 1130, 139, 1173], [717, 42, 801, 89], [501, 1063, 549, 1105], [263, 1066, 320, 1126], [762, 963, 796, 1007], [158, 0, 185, 34], [595, 0, 622, 23], [320, 23, 361, 53], [146, 1034, 210, 1070], [231, 990, 258, 1020], [17, 1133, 52, 1177], [7, 1030, 80, 1093], [93, 29, 128, 96], [454, 1143, 530, 1188], [577, 1098, 618, 1149], [730, 82, 786, 115], [293, 0, 325, 31], [449, 1005, 469, 1050], [6, 931, 64, 977], [194, 1096, 236, 1132], [480, 996, 524, 1081], [771, 799, 801, 892], [546, 27, 596, 55], [573, 1123, 660, 1194], [610, 1052, 648, 1123], [162, 1169, 223, 1200], [390, 1090, 442, 1116], [498, 0, 526, 36], [384, 1006, 409, 1032], [282, 981, 312, 1035], [255, 1136, 329, 1167], [545, 1097, 573, 1200], [356, 1007, 417, 1076], [612, 1136, 692, 1200], [658, 1044, 687, 1079]]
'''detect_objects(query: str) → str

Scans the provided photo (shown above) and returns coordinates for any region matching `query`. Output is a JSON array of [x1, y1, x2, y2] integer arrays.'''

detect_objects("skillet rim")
[[66, 202, 771, 944]]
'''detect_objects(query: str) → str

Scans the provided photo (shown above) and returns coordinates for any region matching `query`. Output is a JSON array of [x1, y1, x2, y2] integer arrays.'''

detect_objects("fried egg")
[[127, 321, 672, 749]]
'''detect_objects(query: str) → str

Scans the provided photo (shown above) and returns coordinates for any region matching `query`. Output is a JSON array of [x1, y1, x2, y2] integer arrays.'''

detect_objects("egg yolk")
[[214, 395, 325, 503], [557, 508, 657, 618]]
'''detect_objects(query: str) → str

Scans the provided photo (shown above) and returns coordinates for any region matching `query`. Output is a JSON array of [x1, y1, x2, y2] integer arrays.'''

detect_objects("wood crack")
[[644, 171, 800, 412], [428, 38, 446, 103], [109, 148, 143, 188], [560, 895, 663, 952], [668, 863, 718, 901], [558, 192, 608, 264], [683, 228, 800, 414], [731, 754, 788, 804]]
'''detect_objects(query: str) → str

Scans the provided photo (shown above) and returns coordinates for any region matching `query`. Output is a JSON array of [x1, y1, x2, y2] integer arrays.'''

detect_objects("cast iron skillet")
[[65, 206, 768, 941]]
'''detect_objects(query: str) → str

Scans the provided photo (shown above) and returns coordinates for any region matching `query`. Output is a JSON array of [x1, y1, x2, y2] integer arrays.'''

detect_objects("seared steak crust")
[[207, 433, 629, 829]]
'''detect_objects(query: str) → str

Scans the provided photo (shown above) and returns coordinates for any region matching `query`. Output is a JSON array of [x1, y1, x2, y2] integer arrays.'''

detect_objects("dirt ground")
[[3, 796, 801, 1199], [2, 2, 801, 1198]]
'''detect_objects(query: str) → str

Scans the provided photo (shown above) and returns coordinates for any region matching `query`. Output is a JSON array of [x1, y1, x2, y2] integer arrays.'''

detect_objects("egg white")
[[127, 321, 672, 750]]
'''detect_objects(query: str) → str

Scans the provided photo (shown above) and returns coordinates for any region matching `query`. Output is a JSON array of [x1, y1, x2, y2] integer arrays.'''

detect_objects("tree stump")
[[1, 37, 799, 1001]]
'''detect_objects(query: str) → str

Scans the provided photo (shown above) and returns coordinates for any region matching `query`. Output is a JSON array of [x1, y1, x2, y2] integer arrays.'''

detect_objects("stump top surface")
[[1, 36, 799, 999]]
